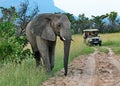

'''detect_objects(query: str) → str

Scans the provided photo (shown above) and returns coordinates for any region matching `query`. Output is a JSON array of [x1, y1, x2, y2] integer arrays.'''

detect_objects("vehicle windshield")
[[83, 29, 99, 38]]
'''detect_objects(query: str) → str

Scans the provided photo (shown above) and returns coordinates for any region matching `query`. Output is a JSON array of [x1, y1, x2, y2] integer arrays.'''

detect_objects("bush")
[[0, 21, 32, 63]]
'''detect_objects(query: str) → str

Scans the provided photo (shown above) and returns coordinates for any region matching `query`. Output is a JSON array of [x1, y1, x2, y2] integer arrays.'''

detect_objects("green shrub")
[[0, 21, 32, 63]]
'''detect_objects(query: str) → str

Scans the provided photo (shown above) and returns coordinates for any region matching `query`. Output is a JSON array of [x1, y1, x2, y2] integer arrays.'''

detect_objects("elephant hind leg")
[[34, 51, 42, 67]]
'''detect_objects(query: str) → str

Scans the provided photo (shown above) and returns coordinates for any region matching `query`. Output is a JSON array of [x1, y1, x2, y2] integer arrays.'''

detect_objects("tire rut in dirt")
[[78, 50, 97, 86], [94, 48, 120, 86]]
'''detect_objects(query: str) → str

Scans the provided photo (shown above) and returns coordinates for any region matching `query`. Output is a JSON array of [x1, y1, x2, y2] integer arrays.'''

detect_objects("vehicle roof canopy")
[[83, 29, 99, 32]]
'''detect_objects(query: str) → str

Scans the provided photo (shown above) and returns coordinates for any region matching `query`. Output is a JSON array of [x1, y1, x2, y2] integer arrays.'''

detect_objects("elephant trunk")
[[64, 40, 71, 76]]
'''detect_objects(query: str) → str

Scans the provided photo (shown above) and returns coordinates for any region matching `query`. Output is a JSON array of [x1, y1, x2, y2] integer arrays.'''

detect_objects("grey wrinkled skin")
[[26, 13, 71, 76]]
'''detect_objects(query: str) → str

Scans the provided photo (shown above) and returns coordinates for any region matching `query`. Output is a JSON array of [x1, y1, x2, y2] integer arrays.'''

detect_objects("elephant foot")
[[34, 51, 42, 67], [35, 59, 43, 68], [36, 62, 42, 68], [50, 65, 54, 70], [43, 64, 52, 74], [46, 67, 52, 73]]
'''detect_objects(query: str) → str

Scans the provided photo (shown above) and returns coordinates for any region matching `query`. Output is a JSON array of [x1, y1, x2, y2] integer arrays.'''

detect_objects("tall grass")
[[100, 33, 120, 54], [0, 59, 50, 86]]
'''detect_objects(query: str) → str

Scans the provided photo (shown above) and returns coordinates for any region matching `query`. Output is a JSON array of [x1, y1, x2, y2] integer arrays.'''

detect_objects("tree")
[[0, 19, 31, 63], [0, 6, 17, 22], [16, 0, 39, 35], [92, 15, 107, 33], [106, 11, 118, 32], [75, 14, 91, 33]]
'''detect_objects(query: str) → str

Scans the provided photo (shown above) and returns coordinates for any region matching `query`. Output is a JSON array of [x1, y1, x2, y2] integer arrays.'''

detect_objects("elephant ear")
[[41, 24, 56, 41], [30, 14, 56, 41]]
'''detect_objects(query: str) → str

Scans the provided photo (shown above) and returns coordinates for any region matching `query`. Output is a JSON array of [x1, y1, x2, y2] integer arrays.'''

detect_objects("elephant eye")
[[57, 24, 61, 28]]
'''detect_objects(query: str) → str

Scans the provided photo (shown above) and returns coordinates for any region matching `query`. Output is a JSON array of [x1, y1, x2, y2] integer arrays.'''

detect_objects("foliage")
[[0, 21, 32, 63], [0, 6, 17, 22], [76, 14, 92, 33], [0, 1, 39, 63], [16, 0, 39, 36], [64, 12, 120, 34], [105, 11, 119, 33], [91, 15, 107, 33]]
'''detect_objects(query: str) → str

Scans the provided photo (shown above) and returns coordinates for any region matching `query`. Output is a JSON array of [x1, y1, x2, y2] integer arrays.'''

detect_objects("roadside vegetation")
[[101, 33, 120, 55], [94, 33, 120, 54]]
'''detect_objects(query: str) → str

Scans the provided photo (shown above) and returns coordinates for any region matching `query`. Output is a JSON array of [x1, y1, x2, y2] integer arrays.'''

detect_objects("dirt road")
[[41, 48, 120, 86]]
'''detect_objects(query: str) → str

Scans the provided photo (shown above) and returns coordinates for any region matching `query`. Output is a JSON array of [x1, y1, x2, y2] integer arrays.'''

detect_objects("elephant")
[[26, 13, 71, 76]]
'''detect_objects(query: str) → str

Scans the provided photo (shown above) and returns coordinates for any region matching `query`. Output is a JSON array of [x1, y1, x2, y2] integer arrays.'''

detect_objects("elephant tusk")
[[62, 37, 66, 41], [60, 36, 66, 41]]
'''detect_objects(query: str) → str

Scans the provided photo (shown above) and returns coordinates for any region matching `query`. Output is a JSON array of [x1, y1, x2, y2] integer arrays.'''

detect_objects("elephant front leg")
[[42, 55, 51, 73], [49, 41, 56, 70], [36, 37, 51, 73], [34, 51, 42, 67]]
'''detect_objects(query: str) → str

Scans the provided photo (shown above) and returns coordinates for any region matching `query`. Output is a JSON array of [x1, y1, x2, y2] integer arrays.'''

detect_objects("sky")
[[0, 0, 120, 18], [53, 0, 120, 18]]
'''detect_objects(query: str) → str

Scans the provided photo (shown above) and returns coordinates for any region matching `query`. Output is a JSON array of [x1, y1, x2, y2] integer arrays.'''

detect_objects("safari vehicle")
[[83, 29, 102, 46]]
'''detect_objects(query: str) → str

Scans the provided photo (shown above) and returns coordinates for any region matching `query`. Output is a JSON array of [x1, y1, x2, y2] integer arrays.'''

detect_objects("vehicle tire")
[[99, 43, 101, 46]]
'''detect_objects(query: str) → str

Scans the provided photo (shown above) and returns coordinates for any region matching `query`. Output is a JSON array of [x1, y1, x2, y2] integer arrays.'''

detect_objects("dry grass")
[[101, 33, 120, 42]]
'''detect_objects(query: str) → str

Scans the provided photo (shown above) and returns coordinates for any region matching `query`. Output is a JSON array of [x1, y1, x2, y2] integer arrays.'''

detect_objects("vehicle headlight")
[[89, 39, 92, 41]]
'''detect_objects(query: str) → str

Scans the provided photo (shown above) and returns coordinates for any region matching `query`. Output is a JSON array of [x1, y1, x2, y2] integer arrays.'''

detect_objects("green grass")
[[1, 33, 120, 86], [101, 33, 120, 54], [0, 59, 50, 86], [96, 47, 109, 54]]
